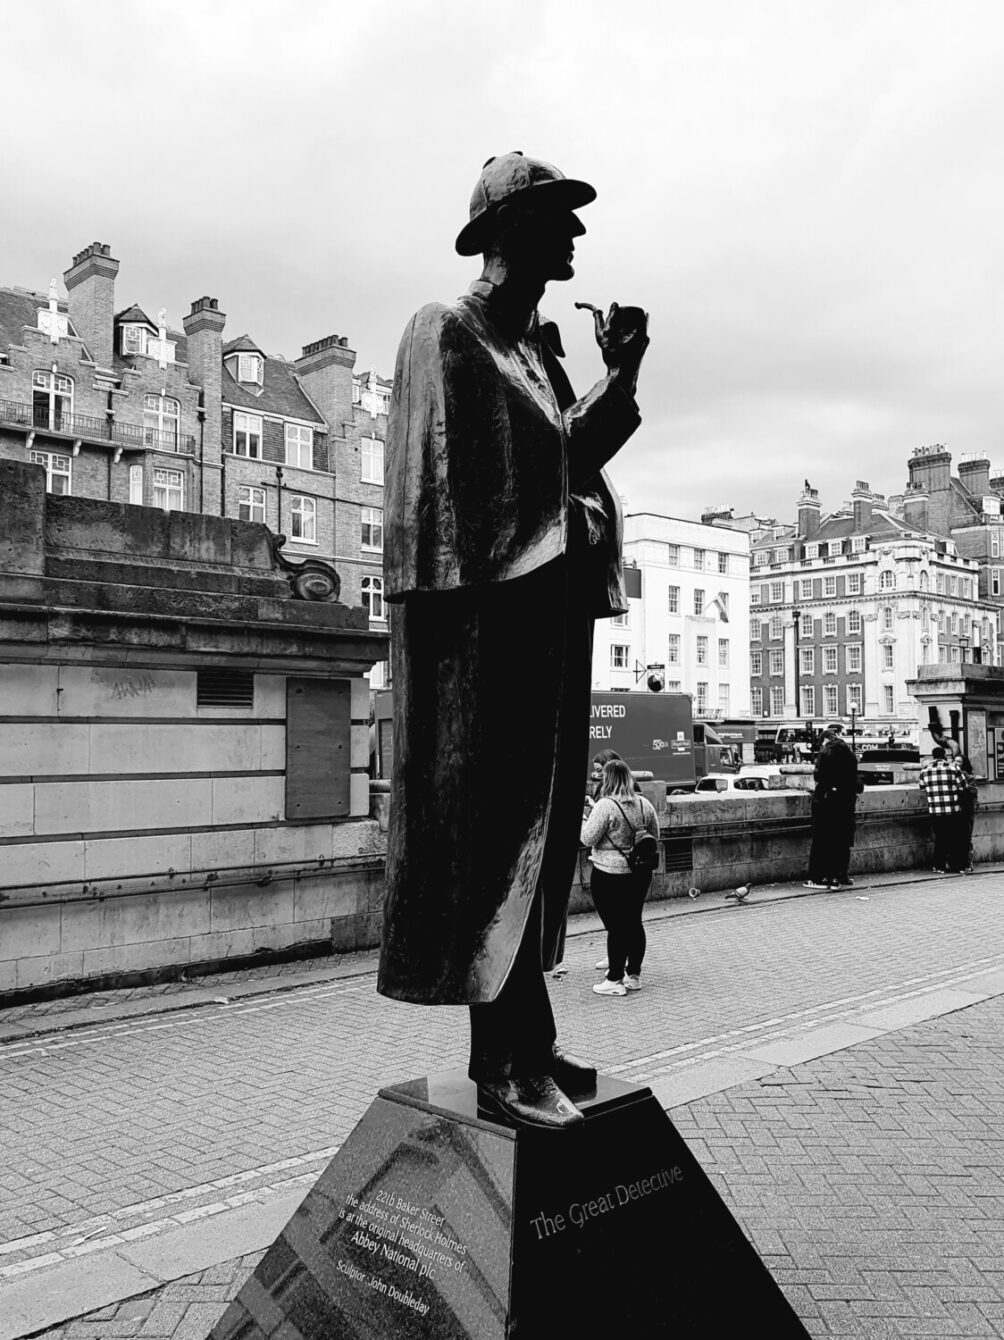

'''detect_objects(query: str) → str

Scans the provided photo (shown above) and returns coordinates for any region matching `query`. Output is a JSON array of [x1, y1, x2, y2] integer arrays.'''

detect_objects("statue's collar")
[[464, 280, 564, 356]]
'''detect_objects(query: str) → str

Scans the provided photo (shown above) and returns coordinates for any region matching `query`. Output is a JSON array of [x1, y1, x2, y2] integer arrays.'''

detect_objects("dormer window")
[[238, 353, 263, 385], [122, 325, 148, 355]]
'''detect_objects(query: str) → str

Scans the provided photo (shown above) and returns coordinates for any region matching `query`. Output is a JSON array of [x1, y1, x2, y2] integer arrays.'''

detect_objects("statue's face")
[[493, 203, 586, 283]]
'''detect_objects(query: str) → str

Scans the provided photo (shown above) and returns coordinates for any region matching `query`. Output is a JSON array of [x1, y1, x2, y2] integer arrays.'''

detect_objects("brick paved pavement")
[[28, 996, 1004, 1338], [4, 871, 1004, 1337]]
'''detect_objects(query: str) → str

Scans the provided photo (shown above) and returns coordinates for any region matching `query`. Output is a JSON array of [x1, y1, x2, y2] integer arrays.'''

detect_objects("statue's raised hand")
[[575, 301, 649, 396]]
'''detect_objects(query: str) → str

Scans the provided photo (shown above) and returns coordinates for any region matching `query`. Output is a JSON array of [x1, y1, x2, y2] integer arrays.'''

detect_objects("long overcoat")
[[378, 280, 641, 1005]]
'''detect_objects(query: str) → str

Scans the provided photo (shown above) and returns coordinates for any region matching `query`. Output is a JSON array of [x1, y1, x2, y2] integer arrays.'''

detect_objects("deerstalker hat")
[[455, 151, 597, 257]]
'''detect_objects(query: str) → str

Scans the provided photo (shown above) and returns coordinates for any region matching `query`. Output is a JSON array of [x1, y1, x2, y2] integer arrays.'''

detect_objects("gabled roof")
[[115, 304, 156, 327], [223, 334, 264, 356], [222, 356, 325, 425]]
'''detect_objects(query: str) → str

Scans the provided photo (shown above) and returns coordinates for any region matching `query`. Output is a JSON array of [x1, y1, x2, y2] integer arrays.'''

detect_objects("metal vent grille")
[[197, 668, 255, 708]]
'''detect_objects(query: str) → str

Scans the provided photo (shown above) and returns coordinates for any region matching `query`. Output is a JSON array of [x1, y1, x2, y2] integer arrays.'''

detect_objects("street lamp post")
[[849, 704, 857, 754], [792, 607, 801, 719]]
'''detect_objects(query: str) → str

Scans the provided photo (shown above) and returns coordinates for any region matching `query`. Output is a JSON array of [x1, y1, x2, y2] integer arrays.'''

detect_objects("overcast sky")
[[3, 0, 1002, 523]]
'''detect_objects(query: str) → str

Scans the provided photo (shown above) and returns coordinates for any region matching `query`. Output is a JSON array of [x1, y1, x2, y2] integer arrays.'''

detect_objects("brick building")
[[0, 244, 389, 675], [734, 476, 997, 731]]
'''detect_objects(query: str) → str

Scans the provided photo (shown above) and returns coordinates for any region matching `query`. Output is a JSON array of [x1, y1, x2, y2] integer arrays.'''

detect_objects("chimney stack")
[[851, 480, 872, 533], [63, 242, 119, 370], [183, 297, 227, 513], [903, 483, 929, 532], [957, 453, 991, 499], [295, 334, 357, 435], [797, 481, 820, 540], [907, 445, 952, 535]]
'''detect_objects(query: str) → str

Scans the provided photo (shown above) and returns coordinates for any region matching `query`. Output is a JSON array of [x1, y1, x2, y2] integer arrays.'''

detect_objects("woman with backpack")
[[580, 759, 660, 998]]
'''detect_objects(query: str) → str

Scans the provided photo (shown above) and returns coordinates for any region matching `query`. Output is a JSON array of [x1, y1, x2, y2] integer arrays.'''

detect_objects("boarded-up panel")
[[285, 679, 351, 820], [624, 566, 642, 599]]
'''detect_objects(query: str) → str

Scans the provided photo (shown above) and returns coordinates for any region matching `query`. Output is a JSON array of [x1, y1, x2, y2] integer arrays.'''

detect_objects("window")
[[122, 324, 149, 356], [846, 645, 862, 673], [361, 506, 383, 551], [718, 552, 728, 574], [992, 532, 1001, 559], [237, 352, 264, 385], [769, 650, 784, 676], [238, 485, 266, 523], [666, 680, 681, 693], [851, 536, 867, 553], [801, 617, 814, 639], [718, 684, 730, 713], [936, 573, 945, 594], [667, 634, 680, 663], [992, 568, 1001, 596], [800, 579, 813, 599], [718, 638, 729, 667], [611, 612, 629, 627], [360, 436, 384, 484], [129, 464, 143, 505], [31, 370, 72, 431], [361, 574, 385, 620], [719, 591, 729, 615], [801, 686, 815, 715], [750, 651, 762, 676], [288, 495, 316, 542], [847, 684, 863, 714], [879, 570, 895, 590], [611, 645, 629, 669], [951, 612, 958, 634], [823, 646, 838, 673], [754, 550, 770, 566], [950, 575, 957, 596], [770, 581, 783, 602], [804, 542, 819, 559], [28, 449, 71, 494], [827, 541, 843, 557], [352, 380, 362, 405], [751, 686, 763, 715], [824, 685, 838, 716], [696, 635, 708, 665], [696, 682, 708, 713], [285, 424, 314, 468], [750, 622, 762, 642], [883, 606, 894, 631], [883, 685, 895, 715], [919, 570, 929, 591], [800, 648, 814, 674], [666, 543, 679, 565], [152, 467, 183, 511], [770, 686, 784, 715], [694, 588, 705, 615], [233, 412, 262, 457], [847, 572, 862, 595], [882, 643, 894, 670], [750, 587, 761, 605], [143, 394, 180, 449], [824, 612, 837, 636], [847, 609, 862, 634], [824, 575, 836, 597], [667, 585, 680, 614], [773, 547, 789, 564], [769, 616, 783, 640], [693, 548, 705, 570]]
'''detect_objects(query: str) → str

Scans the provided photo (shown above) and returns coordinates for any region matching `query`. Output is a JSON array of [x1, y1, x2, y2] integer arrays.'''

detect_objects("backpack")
[[610, 799, 660, 874]]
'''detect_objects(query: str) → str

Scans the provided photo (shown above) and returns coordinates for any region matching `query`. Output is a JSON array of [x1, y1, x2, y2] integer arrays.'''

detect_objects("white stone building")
[[591, 512, 751, 718]]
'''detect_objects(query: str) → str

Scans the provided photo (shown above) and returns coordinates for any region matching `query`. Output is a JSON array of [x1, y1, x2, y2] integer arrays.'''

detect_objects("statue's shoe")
[[476, 1074, 583, 1130], [549, 1044, 597, 1099]]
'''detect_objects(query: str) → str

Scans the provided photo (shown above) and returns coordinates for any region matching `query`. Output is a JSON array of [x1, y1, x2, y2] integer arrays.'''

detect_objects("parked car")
[[694, 773, 772, 794]]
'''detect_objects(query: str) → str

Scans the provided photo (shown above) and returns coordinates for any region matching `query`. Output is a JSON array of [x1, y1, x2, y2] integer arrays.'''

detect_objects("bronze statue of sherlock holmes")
[[378, 152, 649, 1129]]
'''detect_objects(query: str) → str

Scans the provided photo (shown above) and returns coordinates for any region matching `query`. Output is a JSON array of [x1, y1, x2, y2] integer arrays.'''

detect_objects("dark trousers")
[[468, 890, 556, 1082], [590, 867, 650, 980], [930, 813, 966, 872], [808, 792, 856, 883]]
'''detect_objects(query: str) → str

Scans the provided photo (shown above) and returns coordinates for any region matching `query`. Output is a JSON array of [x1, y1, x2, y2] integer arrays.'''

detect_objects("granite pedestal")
[[209, 1071, 808, 1338]]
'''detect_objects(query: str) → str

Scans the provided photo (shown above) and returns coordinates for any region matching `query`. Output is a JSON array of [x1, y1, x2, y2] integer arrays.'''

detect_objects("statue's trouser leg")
[[468, 891, 556, 1082]]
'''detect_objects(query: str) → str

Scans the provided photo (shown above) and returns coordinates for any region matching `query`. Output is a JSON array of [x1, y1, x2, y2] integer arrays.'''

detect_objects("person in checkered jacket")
[[919, 747, 967, 874]]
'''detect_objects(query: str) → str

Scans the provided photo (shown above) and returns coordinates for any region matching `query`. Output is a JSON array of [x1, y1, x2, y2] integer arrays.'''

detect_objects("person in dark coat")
[[378, 152, 648, 1129], [804, 723, 859, 889]]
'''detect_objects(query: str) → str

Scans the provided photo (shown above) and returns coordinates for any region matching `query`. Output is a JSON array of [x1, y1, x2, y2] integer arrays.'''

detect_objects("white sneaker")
[[623, 974, 642, 992], [593, 978, 627, 997], [594, 957, 608, 971]]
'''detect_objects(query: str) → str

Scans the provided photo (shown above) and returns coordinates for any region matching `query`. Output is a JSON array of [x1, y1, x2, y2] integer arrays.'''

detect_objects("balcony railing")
[[0, 398, 195, 455]]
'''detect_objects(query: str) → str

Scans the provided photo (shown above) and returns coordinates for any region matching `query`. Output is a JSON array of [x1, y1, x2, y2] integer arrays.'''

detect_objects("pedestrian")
[[580, 758, 659, 998], [587, 747, 623, 801], [804, 722, 860, 890], [954, 754, 978, 872], [919, 746, 967, 874]]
